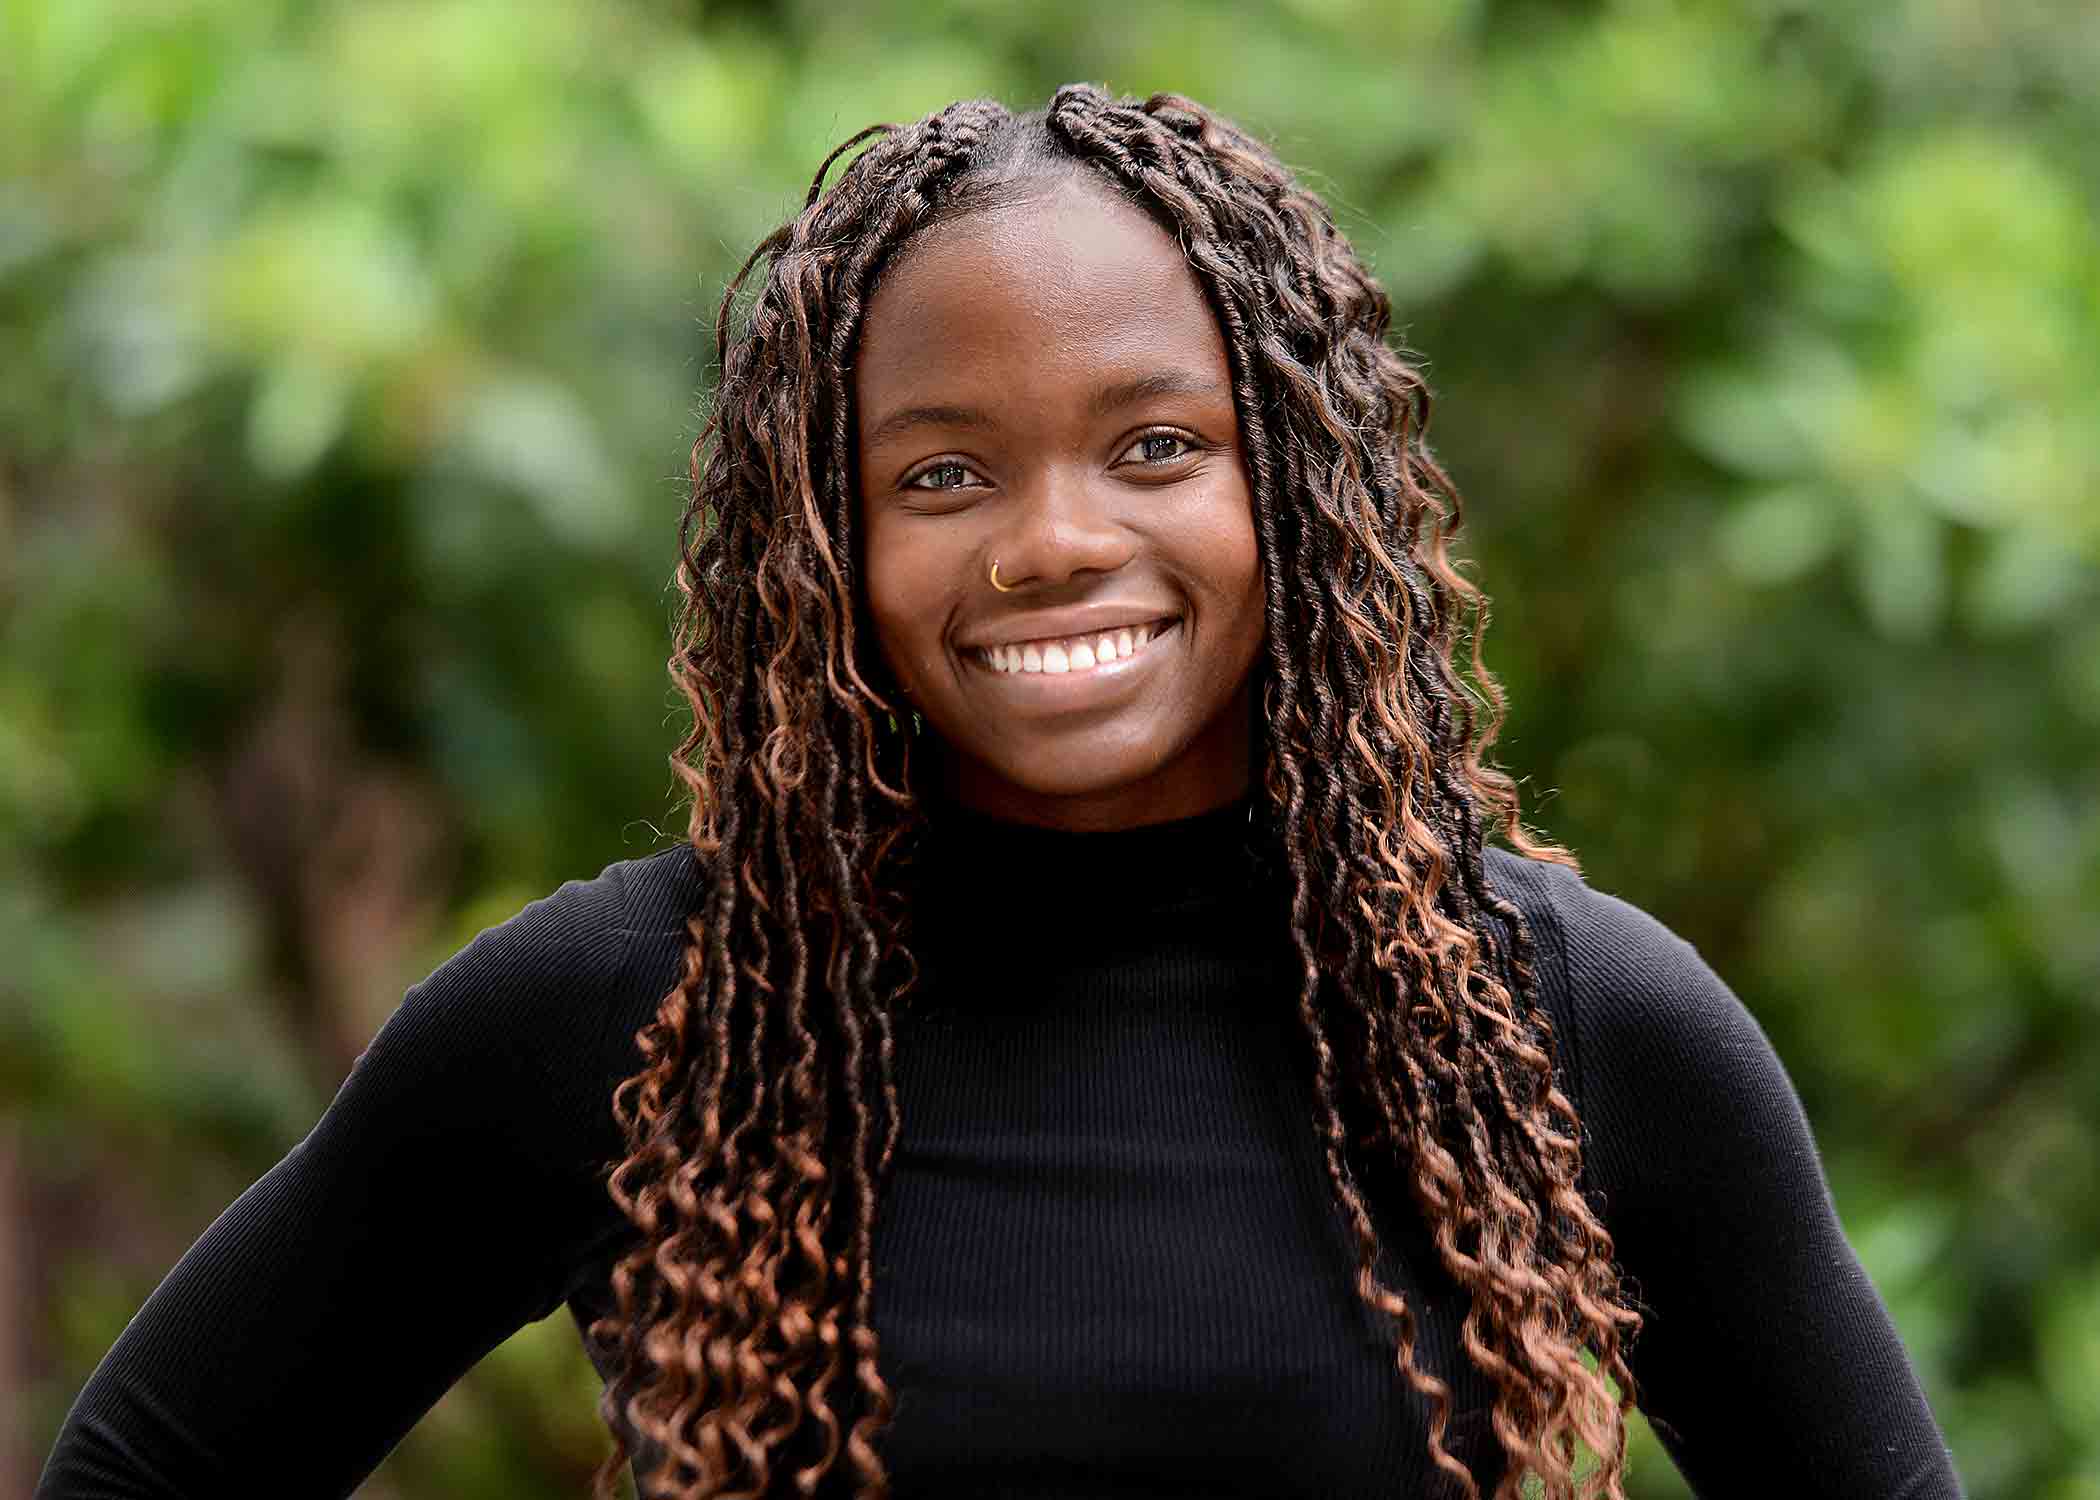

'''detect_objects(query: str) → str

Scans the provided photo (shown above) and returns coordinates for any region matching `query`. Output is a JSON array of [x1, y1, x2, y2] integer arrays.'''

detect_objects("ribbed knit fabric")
[[37, 796, 1963, 1498]]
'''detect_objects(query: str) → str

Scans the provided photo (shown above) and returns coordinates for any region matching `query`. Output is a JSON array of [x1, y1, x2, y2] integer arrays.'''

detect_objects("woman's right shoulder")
[[346, 843, 709, 1153], [419, 840, 706, 1043], [392, 841, 702, 1009], [447, 841, 706, 979]]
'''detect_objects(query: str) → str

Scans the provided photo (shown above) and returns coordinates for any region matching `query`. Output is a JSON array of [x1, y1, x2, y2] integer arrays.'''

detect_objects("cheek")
[[857, 520, 915, 664], [1205, 494, 1267, 672], [1233, 513, 1263, 594], [859, 519, 954, 675], [1200, 485, 1264, 611]]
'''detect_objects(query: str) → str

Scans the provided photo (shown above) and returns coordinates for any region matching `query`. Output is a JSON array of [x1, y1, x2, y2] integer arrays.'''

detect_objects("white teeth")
[[978, 619, 1173, 676]]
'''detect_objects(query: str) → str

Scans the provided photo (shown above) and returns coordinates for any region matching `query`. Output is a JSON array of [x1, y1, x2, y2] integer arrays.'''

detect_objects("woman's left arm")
[[1527, 862, 1964, 1499]]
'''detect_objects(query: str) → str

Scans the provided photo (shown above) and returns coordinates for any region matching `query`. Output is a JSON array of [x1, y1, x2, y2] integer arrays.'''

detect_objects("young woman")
[[38, 85, 1962, 1500]]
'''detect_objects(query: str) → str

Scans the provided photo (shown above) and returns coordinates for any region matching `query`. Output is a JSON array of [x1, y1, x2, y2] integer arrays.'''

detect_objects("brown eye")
[[908, 461, 976, 491], [1120, 431, 1195, 465]]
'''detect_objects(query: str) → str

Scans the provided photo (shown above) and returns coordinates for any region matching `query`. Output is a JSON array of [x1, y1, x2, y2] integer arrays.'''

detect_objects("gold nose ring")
[[989, 558, 1017, 593]]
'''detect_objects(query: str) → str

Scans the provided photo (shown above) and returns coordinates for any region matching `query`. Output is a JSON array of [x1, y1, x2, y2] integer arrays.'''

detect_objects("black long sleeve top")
[[37, 794, 1964, 1497]]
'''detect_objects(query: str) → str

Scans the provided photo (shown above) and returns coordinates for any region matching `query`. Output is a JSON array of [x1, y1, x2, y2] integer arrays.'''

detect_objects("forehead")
[[853, 174, 1227, 404]]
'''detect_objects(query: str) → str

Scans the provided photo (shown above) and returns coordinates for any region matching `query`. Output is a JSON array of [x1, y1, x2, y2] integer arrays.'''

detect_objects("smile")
[[970, 618, 1178, 676]]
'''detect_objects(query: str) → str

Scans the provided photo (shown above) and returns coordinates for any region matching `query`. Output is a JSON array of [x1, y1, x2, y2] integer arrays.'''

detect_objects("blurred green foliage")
[[4, 0, 2097, 1494]]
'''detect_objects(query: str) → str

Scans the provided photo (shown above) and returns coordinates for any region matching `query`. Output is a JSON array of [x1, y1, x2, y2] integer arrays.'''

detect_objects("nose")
[[984, 467, 1135, 592]]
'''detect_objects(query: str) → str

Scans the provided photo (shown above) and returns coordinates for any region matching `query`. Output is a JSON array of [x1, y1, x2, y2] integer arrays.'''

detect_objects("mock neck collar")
[[910, 789, 1279, 931]]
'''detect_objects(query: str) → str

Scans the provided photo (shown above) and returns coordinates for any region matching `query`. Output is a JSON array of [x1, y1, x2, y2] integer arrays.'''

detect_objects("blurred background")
[[5, 0, 2097, 1494]]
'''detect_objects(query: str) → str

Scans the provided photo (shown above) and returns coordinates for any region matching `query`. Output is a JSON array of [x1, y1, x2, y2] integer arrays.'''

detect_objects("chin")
[[945, 738, 1176, 805]]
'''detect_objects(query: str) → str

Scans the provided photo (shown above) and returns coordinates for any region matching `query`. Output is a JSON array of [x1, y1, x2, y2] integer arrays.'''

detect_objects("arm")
[[35, 863, 642, 1498], [1531, 864, 1963, 1498]]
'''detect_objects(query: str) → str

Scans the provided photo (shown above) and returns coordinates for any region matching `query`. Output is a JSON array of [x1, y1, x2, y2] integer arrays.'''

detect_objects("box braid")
[[589, 84, 1643, 1500]]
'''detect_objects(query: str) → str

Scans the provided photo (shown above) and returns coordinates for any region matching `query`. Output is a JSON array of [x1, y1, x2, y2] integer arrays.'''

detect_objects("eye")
[[904, 460, 981, 493], [1119, 430, 1199, 466]]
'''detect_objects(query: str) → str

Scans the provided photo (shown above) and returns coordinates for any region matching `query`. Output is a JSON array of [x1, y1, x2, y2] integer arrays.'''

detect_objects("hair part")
[[589, 84, 1643, 1500]]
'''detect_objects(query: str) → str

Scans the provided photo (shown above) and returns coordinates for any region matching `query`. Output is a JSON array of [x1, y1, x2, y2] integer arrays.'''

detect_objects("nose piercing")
[[989, 558, 1017, 593]]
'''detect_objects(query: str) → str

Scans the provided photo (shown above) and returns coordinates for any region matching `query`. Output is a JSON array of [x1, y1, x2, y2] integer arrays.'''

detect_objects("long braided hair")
[[589, 84, 1643, 1500]]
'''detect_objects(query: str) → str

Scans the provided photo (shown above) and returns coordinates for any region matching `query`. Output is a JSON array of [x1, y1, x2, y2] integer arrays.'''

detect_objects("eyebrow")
[[1087, 370, 1229, 418], [860, 370, 1230, 451]]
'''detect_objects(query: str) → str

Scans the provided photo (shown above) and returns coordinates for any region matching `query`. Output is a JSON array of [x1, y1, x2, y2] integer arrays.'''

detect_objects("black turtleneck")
[[37, 798, 1962, 1498]]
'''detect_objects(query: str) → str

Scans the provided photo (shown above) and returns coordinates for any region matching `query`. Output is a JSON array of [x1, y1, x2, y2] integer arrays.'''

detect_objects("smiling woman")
[[37, 85, 1962, 1500], [854, 170, 1264, 829]]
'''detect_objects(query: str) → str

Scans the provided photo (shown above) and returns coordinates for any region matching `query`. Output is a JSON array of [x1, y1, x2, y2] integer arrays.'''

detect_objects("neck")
[[910, 785, 1279, 940]]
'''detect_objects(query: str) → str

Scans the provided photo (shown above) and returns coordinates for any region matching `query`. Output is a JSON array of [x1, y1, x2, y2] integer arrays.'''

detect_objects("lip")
[[958, 602, 1182, 651], [962, 618, 1181, 705]]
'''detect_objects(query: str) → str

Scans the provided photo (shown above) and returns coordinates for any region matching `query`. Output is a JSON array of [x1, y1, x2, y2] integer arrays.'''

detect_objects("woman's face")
[[853, 173, 1265, 831]]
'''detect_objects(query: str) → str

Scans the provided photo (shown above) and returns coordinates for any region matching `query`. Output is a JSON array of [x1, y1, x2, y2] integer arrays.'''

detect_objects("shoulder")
[[382, 848, 692, 1033], [445, 840, 705, 1050], [1481, 843, 1752, 1053], [422, 842, 703, 1008], [1484, 845, 1815, 1200], [434, 842, 702, 988], [346, 843, 706, 1125]]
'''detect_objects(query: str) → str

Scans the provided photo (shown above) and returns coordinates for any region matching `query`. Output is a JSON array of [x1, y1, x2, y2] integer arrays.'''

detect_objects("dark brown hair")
[[589, 84, 1642, 1500]]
